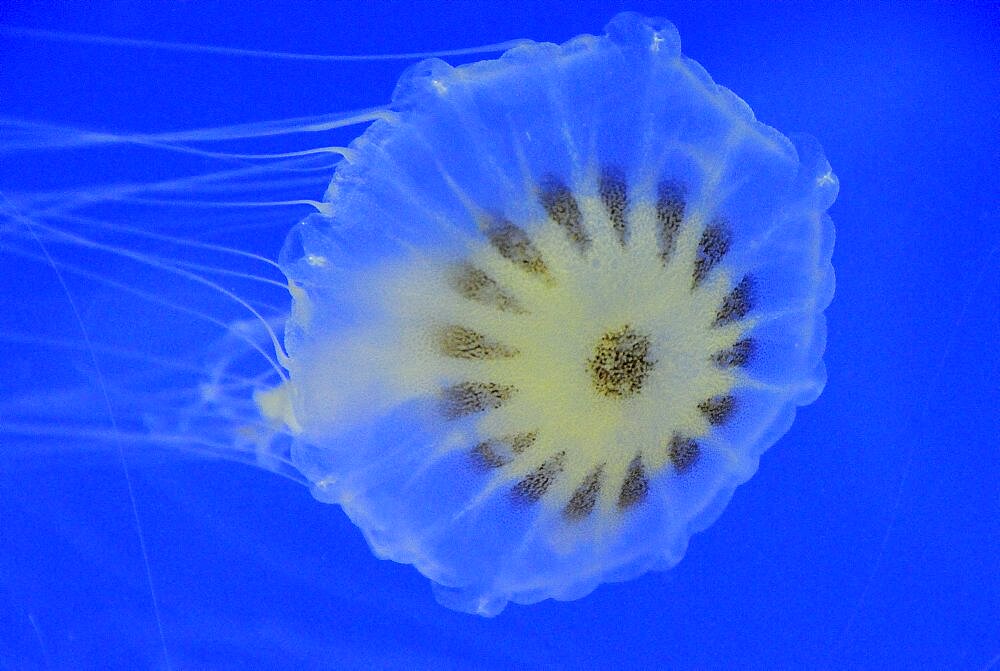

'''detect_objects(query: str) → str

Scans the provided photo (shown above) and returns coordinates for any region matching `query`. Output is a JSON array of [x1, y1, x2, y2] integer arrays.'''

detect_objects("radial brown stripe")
[[693, 221, 732, 287], [599, 167, 629, 245], [656, 180, 686, 264], [438, 325, 517, 360], [712, 338, 755, 368], [714, 275, 754, 327], [563, 464, 605, 520], [470, 441, 512, 470], [698, 394, 736, 426], [618, 455, 650, 509], [468, 431, 538, 471], [484, 219, 550, 277], [511, 452, 566, 505], [450, 264, 525, 313], [441, 382, 515, 418], [539, 178, 590, 252], [667, 435, 700, 473]]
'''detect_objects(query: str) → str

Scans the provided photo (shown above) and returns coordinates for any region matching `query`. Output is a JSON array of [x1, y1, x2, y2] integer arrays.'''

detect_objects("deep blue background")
[[1, 2, 997, 669]]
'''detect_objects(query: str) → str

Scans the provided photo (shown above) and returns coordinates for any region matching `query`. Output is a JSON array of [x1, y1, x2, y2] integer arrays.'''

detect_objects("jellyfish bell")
[[264, 12, 836, 615], [1, 8, 835, 633]]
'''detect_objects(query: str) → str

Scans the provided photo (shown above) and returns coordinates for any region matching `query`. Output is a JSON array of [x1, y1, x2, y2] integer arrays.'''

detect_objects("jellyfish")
[[1, 11, 836, 626], [261, 12, 836, 616]]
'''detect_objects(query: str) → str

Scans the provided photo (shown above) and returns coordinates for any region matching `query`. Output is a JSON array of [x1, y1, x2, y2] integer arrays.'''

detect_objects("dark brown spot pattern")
[[693, 221, 732, 287], [511, 452, 566, 505], [618, 455, 650, 509], [539, 179, 590, 252], [450, 264, 525, 313], [470, 431, 538, 470], [441, 382, 515, 418], [599, 167, 629, 244], [443, 173, 752, 517], [668, 435, 700, 473], [470, 441, 512, 470], [588, 325, 655, 398], [439, 325, 517, 360], [656, 180, 686, 264], [485, 220, 549, 277], [715, 275, 754, 327], [564, 465, 606, 520], [712, 338, 755, 368], [698, 395, 736, 426]]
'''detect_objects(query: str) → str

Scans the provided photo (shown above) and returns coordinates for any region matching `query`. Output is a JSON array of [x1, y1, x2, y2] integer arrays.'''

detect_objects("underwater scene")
[[0, 1, 997, 669]]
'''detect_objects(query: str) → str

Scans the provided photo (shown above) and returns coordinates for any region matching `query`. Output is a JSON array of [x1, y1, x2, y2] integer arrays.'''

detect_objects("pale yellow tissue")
[[275, 192, 753, 519]]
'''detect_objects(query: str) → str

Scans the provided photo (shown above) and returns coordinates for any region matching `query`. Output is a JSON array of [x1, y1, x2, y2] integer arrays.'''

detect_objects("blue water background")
[[0, 2, 997, 669]]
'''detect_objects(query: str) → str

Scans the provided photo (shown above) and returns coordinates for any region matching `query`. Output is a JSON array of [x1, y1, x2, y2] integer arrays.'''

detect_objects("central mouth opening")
[[587, 325, 655, 398]]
